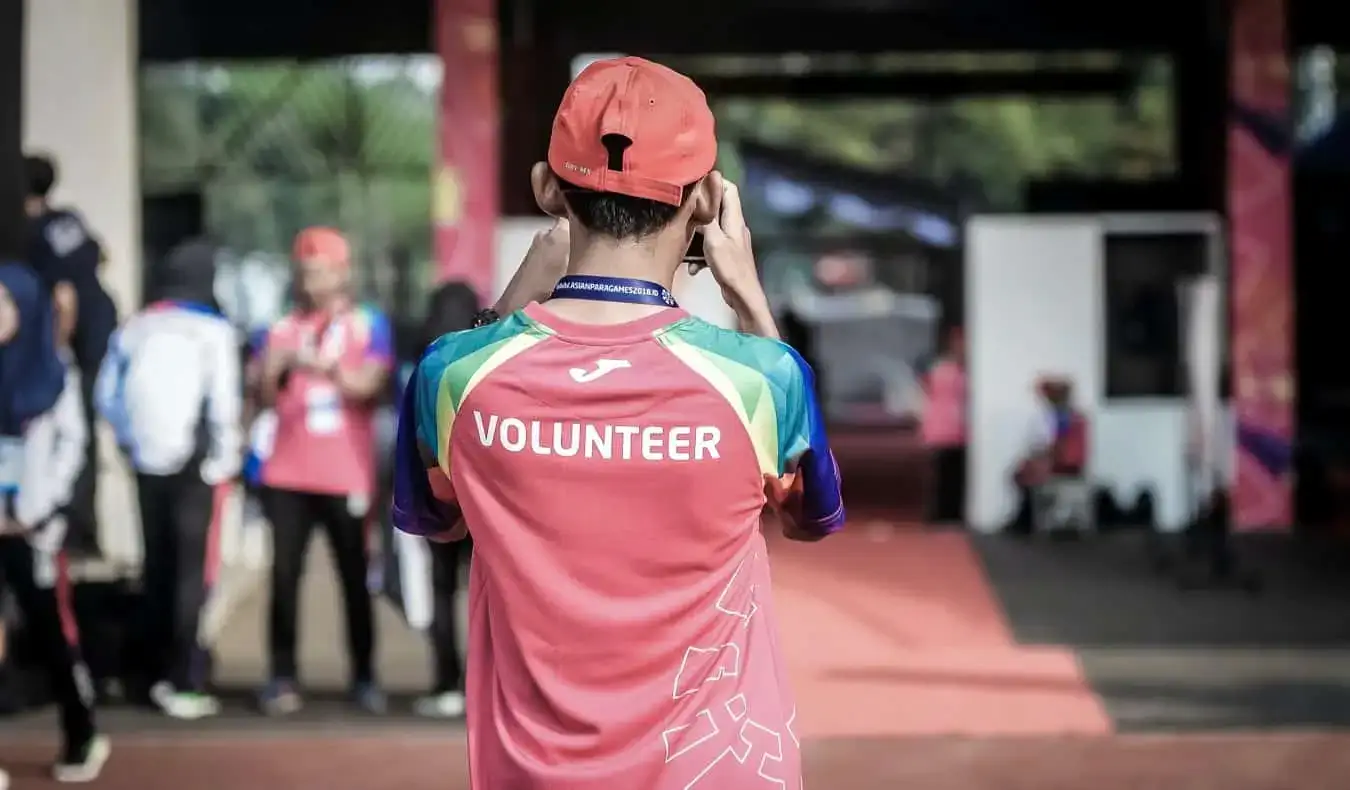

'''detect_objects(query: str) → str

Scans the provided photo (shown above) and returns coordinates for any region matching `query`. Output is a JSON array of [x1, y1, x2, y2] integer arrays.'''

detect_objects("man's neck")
[[565, 244, 676, 290], [545, 241, 679, 324]]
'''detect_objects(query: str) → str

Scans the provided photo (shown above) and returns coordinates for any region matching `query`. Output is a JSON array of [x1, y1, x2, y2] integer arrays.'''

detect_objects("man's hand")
[[259, 343, 296, 406], [494, 218, 571, 315], [428, 517, 469, 543], [697, 176, 779, 339]]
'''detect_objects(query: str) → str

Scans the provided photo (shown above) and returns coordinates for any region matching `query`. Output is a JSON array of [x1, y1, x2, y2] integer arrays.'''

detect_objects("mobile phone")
[[683, 231, 706, 269]]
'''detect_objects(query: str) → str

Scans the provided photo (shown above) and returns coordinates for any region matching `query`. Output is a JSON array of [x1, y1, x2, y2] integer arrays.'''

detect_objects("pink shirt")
[[921, 358, 966, 447], [261, 304, 392, 497], [394, 305, 846, 789]]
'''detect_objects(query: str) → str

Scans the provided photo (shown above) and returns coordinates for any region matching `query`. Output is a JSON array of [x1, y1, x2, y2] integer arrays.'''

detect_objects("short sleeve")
[[774, 346, 844, 533], [775, 346, 822, 474], [391, 358, 460, 537]]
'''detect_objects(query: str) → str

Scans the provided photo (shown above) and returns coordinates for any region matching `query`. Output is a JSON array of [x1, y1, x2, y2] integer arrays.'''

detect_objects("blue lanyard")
[[550, 275, 678, 308]]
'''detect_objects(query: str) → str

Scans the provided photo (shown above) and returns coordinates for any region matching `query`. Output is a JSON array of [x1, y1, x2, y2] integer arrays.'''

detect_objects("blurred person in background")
[[1006, 376, 1087, 534], [95, 240, 241, 719], [24, 154, 118, 558], [393, 58, 842, 789], [921, 326, 967, 526], [408, 280, 480, 719], [0, 263, 109, 783], [256, 227, 392, 716]]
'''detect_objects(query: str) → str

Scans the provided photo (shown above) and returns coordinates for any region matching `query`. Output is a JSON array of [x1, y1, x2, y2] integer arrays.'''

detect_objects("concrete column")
[[24, 0, 140, 314], [25, 0, 141, 569]]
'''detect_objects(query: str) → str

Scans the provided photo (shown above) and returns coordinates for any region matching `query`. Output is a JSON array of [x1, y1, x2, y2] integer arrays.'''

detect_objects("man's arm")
[[768, 348, 845, 541], [732, 287, 780, 340], [52, 281, 77, 347], [200, 322, 244, 485], [257, 328, 291, 408], [488, 219, 570, 315], [331, 310, 393, 402]]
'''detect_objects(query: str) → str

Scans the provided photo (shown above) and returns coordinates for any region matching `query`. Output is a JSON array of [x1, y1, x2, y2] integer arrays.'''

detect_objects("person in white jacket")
[[0, 262, 109, 784], [95, 240, 242, 721]]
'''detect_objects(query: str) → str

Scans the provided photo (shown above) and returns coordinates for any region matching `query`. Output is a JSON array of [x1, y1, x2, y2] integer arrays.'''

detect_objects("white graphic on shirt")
[[715, 557, 759, 628], [785, 706, 800, 748], [569, 358, 631, 383], [662, 553, 789, 787], [672, 643, 741, 699], [663, 694, 787, 789]]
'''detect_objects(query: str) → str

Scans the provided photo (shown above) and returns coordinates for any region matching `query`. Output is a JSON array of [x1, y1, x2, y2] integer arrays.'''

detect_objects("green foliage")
[[711, 55, 1175, 210], [139, 58, 440, 310], [139, 53, 1176, 313]]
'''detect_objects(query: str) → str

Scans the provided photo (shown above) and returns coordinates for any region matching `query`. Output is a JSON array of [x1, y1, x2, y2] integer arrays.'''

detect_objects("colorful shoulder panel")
[[392, 312, 551, 537], [656, 318, 844, 534]]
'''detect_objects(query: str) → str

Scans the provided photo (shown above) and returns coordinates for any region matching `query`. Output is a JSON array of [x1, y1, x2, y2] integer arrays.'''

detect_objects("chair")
[[1032, 414, 1094, 534]]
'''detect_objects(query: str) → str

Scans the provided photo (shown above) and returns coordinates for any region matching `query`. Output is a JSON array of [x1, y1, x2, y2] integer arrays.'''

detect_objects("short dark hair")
[[560, 179, 693, 241], [24, 154, 56, 199]]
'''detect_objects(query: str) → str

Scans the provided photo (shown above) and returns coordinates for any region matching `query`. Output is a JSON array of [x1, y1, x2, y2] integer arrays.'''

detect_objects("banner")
[[435, 0, 499, 299], [1228, 0, 1294, 529]]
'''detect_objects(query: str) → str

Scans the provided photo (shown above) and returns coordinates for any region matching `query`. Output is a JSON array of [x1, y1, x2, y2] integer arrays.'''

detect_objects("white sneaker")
[[52, 734, 110, 783], [1, 766, 10, 790], [151, 681, 222, 720], [413, 691, 466, 719]]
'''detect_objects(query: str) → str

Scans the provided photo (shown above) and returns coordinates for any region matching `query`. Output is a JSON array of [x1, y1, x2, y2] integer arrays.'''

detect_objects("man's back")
[[410, 304, 810, 788]]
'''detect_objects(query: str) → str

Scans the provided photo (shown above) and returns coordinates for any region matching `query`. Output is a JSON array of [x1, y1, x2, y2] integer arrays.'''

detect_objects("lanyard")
[[550, 275, 678, 308]]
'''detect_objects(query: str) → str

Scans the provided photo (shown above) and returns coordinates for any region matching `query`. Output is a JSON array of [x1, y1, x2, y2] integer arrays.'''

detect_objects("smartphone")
[[683, 231, 706, 270]]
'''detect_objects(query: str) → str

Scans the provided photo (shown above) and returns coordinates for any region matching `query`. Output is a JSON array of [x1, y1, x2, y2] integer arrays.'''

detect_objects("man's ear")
[[687, 171, 724, 227], [531, 162, 569, 218]]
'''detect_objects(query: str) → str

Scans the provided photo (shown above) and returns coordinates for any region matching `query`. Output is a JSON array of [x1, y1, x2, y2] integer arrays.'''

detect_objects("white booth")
[[965, 212, 1223, 534]]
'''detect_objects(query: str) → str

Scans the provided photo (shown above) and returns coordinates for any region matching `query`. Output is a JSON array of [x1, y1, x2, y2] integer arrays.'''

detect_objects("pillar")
[[435, 0, 499, 300], [0, 0, 21, 260], [1227, 0, 1294, 529], [24, 0, 141, 567]]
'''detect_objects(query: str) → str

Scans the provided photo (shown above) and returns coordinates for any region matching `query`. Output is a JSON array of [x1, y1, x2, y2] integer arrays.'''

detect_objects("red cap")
[[548, 57, 716, 206], [292, 226, 350, 268]]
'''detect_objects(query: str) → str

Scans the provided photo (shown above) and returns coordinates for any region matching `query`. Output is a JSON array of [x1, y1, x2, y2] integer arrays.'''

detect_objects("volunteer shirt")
[[393, 304, 844, 790], [263, 304, 392, 497]]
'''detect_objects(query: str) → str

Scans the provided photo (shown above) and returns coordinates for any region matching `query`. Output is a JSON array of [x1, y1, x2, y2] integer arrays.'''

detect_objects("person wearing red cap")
[[254, 226, 393, 715], [392, 57, 843, 788]]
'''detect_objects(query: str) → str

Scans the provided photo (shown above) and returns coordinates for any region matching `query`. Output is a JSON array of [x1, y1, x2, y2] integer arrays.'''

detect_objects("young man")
[[256, 227, 392, 715], [95, 239, 242, 718], [393, 57, 844, 789], [24, 154, 118, 557]]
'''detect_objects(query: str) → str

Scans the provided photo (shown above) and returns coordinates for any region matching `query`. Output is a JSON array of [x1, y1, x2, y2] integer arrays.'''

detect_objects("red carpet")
[[769, 525, 1112, 737]]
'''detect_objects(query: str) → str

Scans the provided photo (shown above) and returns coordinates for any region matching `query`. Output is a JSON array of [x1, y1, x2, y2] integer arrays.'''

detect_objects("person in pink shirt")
[[256, 227, 393, 715], [921, 326, 967, 525], [393, 57, 845, 789]]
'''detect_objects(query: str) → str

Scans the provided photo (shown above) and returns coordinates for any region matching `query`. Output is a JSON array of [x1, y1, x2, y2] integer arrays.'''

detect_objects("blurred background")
[[5, 0, 1350, 787]]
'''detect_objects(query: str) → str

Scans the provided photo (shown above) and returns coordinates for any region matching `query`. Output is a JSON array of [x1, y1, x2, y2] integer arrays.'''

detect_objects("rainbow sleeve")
[[775, 346, 845, 534], [391, 314, 551, 537], [659, 320, 845, 536]]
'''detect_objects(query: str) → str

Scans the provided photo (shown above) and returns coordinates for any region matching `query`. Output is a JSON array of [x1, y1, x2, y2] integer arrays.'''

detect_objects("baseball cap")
[[293, 226, 350, 267], [548, 57, 717, 207]]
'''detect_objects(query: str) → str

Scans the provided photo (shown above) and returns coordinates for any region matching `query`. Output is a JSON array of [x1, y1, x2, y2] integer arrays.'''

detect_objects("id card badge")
[[0, 435, 23, 494], [305, 384, 344, 435]]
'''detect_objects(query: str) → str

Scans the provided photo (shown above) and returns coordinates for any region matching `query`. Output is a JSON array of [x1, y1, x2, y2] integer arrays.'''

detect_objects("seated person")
[[1006, 377, 1089, 533]]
